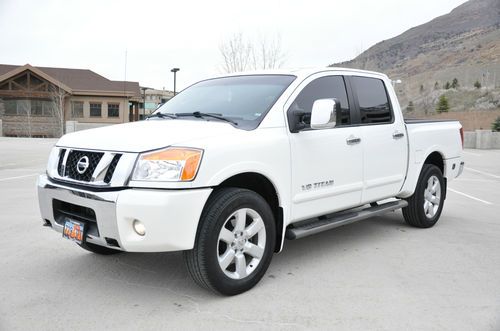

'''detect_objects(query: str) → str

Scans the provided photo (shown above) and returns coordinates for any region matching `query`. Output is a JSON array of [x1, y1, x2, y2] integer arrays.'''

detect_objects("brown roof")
[[0, 64, 140, 97]]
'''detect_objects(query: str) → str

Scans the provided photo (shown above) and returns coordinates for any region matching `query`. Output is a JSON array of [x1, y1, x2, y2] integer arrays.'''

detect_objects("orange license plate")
[[63, 219, 85, 244]]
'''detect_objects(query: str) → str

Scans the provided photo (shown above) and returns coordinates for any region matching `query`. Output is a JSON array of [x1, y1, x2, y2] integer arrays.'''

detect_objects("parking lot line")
[[448, 188, 493, 205], [463, 151, 482, 156], [0, 173, 39, 182], [464, 167, 500, 179]]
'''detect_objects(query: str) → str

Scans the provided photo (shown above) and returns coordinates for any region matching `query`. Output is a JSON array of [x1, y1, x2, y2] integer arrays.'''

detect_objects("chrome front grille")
[[64, 150, 104, 181], [104, 154, 122, 183], [51, 147, 136, 187]]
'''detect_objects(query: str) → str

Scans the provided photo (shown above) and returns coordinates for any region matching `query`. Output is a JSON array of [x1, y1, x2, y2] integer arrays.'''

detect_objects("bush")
[[474, 80, 481, 89], [436, 95, 449, 113], [492, 117, 500, 132]]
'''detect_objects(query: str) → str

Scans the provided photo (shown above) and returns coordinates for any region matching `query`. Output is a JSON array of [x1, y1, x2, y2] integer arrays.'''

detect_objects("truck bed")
[[404, 118, 459, 124]]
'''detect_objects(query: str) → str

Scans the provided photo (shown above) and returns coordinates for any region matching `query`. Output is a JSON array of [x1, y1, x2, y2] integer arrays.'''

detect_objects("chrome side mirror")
[[310, 99, 338, 129]]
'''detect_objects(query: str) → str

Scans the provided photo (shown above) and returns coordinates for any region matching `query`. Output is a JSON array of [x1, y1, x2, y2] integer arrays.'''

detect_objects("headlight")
[[132, 147, 203, 182]]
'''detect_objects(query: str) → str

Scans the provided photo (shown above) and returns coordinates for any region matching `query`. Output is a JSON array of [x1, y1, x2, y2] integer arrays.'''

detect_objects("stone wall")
[[1, 115, 61, 137]]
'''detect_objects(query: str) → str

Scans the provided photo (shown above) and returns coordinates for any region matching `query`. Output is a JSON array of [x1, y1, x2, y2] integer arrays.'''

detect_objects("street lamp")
[[140, 86, 153, 120], [171, 68, 180, 96]]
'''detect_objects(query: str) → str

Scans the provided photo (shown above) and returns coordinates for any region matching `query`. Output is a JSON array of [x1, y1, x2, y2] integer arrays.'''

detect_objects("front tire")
[[184, 188, 276, 296], [403, 164, 445, 228]]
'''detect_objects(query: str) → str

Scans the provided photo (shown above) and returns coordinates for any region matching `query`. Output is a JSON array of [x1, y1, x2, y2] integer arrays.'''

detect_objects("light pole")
[[171, 68, 180, 96], [140, 86, 153, 119]]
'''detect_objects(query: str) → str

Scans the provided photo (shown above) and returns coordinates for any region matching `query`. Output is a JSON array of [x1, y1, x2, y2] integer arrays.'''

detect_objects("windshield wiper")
[[175, 112, 238, 126], [147, 112, 177, 120]]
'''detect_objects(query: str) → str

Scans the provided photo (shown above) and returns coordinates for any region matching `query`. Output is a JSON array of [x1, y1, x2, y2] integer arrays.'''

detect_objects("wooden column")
[[134, 103, 139, 121]]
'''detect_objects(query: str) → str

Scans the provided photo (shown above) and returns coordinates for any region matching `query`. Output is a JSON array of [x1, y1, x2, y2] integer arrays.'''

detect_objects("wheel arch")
[[207, 172, 284, 253], [398, 149, 446, 198], [424, 151, 444, 174]]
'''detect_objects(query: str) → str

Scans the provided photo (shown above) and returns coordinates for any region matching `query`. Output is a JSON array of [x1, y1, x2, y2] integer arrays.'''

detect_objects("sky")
[[0, 0, 469, 91]]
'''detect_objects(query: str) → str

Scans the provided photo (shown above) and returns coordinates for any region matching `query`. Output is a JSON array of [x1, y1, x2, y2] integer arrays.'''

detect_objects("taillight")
[[459, 127, 464, 149]]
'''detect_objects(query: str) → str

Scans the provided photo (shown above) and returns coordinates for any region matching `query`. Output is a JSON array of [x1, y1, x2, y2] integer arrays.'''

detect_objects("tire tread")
[[183, 187, 275, 295]]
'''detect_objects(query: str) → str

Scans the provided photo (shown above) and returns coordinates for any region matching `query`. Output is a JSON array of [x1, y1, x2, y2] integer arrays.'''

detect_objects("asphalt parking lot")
[[0, 137, 499, 331]]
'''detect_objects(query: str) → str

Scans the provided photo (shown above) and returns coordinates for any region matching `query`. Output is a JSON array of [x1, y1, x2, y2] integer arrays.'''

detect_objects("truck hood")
[[56, 119, 239, 152]]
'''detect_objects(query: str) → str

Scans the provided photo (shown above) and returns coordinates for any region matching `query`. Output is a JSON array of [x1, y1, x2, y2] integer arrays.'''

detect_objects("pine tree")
[[492, 117, 500, 132], [420, 84, 424, 93], [444, 81, 451, 90], [451, 78, 459, 89], [434, 81, 439, 90], [474, 80, 482, 89], [406, 101, 415, 112], [436, 95, 449, 113]]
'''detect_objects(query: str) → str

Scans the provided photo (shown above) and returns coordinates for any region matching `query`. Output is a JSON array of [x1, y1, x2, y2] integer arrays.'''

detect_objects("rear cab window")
[[351, 76, 393, 124]]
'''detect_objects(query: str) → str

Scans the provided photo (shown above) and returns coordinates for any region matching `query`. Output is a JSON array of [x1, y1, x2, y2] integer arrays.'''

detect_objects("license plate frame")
[[62, 219, 85, 244]]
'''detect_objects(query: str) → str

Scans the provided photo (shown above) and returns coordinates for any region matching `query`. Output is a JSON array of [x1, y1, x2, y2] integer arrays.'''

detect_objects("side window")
[[289, 76, 350, 128], [351, 76, 392, 124]]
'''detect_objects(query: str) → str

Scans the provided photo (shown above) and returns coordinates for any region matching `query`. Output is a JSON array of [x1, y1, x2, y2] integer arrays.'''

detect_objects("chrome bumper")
[[37, 174, 213, 252], [37, 174, 123, 250]]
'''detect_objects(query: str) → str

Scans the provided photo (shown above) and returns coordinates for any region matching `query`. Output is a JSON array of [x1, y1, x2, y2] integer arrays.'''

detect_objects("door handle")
[[392, 131, 405, 139], [346, 136, 361, 145]]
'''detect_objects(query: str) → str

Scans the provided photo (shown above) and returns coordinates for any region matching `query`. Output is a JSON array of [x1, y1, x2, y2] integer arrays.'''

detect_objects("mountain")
[[331, 0, 500, 129]]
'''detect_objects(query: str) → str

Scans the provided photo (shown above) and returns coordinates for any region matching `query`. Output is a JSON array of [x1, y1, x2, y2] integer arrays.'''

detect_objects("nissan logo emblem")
[[76, 156, 90, 174]]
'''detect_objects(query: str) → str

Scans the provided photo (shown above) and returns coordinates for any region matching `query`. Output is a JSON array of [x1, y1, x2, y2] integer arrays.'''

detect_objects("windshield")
[[155, 75, 296, 129]]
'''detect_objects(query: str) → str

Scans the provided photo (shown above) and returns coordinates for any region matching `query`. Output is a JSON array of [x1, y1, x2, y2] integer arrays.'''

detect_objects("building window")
[[71, 101, 84, 118], [1, 99, 54, 116], [4, 100, 17, 115], [31, 100, 44, 116], [107, 103, 119, 117], [90, 103, 102, 117]]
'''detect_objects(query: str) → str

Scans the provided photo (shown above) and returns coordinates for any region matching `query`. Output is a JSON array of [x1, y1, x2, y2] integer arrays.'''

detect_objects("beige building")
[[0, 64, 141, 137], [140, 88, 174, 119]]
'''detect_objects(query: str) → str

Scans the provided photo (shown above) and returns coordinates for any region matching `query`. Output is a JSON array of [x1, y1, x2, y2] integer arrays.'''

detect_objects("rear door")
[[287, 74, 363, 222], [348, 75, 408, 203]]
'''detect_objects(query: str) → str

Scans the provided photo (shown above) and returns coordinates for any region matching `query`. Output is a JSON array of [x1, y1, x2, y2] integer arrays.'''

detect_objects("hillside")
[[331, 0, 500, 129]]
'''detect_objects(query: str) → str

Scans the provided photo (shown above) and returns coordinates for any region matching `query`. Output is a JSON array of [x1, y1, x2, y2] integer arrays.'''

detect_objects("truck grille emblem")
[[76, 156, 90, 174]]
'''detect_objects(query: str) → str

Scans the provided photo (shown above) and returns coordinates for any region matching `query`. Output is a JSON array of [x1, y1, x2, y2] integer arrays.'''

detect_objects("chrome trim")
[[50, 147, 138, 187], [37, 174, 123, 250], [61, 147, 70, 175], [346, 136, 361, 145], [392, 131, 405, 139], [91, 153, 115, 182]]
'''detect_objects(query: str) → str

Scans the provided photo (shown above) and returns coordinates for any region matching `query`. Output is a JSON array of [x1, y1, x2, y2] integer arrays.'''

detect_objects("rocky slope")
[[332, 0, 500, 122]]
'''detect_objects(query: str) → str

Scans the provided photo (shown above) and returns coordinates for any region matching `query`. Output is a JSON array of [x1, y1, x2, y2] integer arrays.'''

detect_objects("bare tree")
[[48, 85, 68, 137], [219, 33, 286, 73], [17, 99, 32, 137], [219, 33, 253, 73]]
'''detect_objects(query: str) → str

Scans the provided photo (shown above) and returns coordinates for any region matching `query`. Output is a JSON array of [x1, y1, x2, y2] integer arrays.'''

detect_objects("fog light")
[[133, 219, 146, 236]]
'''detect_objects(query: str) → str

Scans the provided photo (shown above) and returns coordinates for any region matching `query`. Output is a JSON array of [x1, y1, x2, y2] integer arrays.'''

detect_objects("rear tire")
[[184, 188, 276, 296], [78, 241, 121, 255], [403, 164, 445, 228]]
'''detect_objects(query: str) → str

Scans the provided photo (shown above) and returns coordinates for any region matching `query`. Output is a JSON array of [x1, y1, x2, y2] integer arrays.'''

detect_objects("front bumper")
[[37, 175, 212, 252]]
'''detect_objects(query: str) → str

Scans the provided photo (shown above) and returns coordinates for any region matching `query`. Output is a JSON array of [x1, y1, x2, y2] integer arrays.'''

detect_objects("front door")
[[287, 75, 363, 222]]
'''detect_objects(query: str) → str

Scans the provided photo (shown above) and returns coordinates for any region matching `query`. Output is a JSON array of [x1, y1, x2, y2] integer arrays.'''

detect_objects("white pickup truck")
[[38, 68, 464, 295]]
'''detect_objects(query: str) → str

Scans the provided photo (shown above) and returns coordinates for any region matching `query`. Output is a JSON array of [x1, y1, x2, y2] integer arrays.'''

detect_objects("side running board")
[[285, 200, 408, 240]]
